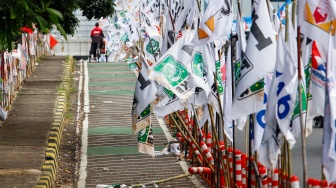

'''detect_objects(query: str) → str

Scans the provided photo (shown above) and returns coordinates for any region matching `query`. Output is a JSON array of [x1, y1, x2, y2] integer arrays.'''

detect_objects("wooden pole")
[[170, 113, 215, 172], [131, 173, 191, 187], [297, 16, 308, 188], [208, 104, 231, 187], [169, 114, 203, 165]]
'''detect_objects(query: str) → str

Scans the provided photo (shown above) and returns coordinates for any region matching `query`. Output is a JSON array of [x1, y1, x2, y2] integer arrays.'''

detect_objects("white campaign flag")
[[309, 41, 327, 117], [234, 0, 276, 104], [154, 87, 185, 118], [231, 12, 264, 129], [253, 74, 272, 152], [329, 0, 336, 19], [149, 29, 195, 102], [188, 45, 210, 96], [299, 0, 336, 48], [138, 121, 155, 156], [190, 0, 233, 46], [274, 30, 297, 145], [223, 46, 233, 141], [132, 62, 158, 134], [174, 0, 196, 32], [143, 17, 162, 65], [323, 34, 336, 183]]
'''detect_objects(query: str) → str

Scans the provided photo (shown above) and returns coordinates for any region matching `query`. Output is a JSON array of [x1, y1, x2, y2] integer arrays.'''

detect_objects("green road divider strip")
[[88, 145, 166, 156], [89, 90, 134, 95], [88, 68, 131, 72], [88, 63, 127, 67], [89, 82, 135, 87], [89, 74, 135, 79], [88, 127, 164, 135]]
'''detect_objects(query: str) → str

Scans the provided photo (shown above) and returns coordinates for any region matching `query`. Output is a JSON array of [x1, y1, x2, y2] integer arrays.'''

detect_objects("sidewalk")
[[0, 56, 68, 188]]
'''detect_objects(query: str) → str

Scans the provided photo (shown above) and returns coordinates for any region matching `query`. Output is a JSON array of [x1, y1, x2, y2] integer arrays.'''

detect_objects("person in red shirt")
[[90, 22, 105, 60]]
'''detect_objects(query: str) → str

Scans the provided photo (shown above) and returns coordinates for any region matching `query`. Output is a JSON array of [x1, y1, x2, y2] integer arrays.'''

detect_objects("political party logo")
[[311, 52, 326, 72], [311, 41, 329, 86], [138, 125, 153, 146], [146, 38, 160, 56], [192, 52, 204, 78], [237, 79, 264, 100], [215, 60, 224, 94], [153, 55, 188, 87], [136, 105, 151, 122], [163, 87, 175, 99], [305, 2, 336, 35]]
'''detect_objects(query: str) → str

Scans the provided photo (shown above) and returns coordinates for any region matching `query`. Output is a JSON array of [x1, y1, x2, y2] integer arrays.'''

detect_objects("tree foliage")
[[0, 0, 116, 51]]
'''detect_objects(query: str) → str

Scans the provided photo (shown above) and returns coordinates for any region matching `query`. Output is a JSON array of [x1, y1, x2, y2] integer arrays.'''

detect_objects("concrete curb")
[[36, 57, 74, 188]]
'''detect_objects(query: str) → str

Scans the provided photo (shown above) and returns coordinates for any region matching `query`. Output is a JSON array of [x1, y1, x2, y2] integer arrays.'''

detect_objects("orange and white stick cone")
[[200, 141, 214, 166], [206, 132, 213, 154], [308, 178, 314, 188], [290, 175, 300, 188], [272, 169, 279, 188], [188, 167, 212, 174], [241, 154, 247, 188], [312, 179, 321, 188], [235, 150, 242, 188], [259, 167, 268, 188], [321, 180, 328, 188]]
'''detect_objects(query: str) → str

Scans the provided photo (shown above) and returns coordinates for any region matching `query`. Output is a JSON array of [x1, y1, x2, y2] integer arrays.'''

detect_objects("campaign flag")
[[233, 0, 276, 120], [132, 62, 158, 134], [154, 87, 185, 118], [253, 74, 272, 152], [322, 34, 336, 183], [190, 0, 233, 46], [309, 41, 327, 117], [299, 0, 336, 48], [231, 11, 264, 129], [329, 0, 336, 19], [49, 35, 58, 50], [138, 122, 155, 156], [188, 46, 210, 97], [223, 46, 233, 141], [174, 0, 196, 32], [149, 29, 195, 102], [274, 30, 298, 145]]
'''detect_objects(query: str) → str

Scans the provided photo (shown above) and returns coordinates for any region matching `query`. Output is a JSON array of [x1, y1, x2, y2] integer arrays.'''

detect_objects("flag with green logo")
[[143, 13, 162, 65], [132, 61, 157, 134], [149, 29, 195, 103], [187, 46, 210, 99], [154, 86, 185, 118], [138, 122, 154, 156]]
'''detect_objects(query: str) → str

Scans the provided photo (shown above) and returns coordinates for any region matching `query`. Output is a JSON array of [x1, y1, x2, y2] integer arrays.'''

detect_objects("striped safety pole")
[[241, 154, 247, 188], [188, 167, 212, 174], [312, 179, 321, 188], [321, 180, 328, 188], [188, 138, 203, 162], [272, 169, 279, 188], [307, 178, 314, 188], [267, 168, 272, 188], [206, 132, 213, 155], [290, 175, 300, 188], [259, 167, 268, 188], [235, 149, 242, 188], [200, 141, 214, 167]]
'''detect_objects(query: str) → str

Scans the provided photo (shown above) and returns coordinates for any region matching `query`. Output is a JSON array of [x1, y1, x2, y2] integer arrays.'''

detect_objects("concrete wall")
[[52, 39, 91, 56]]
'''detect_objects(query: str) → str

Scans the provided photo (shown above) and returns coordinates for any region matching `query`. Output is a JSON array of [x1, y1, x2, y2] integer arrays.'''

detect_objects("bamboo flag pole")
[[168, 114, 203, 165], [131, 173, 191, 187], [170, 113, 215, 172], [208, 104, 231, 187], [294, 0, 308, 186]]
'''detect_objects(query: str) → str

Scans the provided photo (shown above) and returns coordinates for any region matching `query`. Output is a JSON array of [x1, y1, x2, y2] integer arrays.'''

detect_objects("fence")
[[0, 32, 51, 113]]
